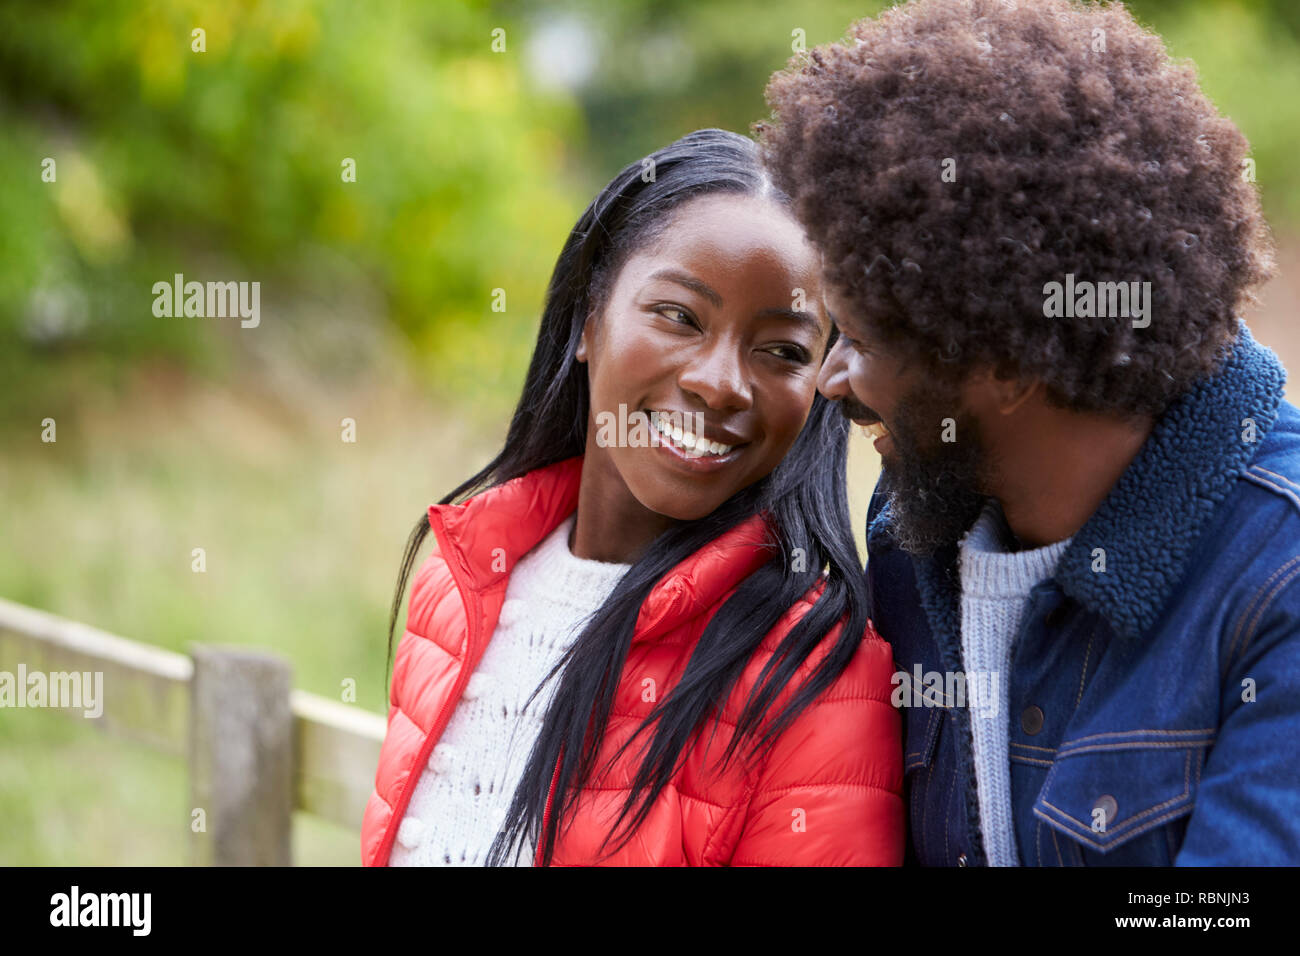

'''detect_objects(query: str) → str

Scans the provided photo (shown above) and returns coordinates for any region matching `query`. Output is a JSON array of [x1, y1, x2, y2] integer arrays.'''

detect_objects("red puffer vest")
[[362, 456, 904, 866]]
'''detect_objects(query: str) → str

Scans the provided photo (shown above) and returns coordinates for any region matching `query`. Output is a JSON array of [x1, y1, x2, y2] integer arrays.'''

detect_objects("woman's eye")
[[654, 305, 695, 326], [764, 344, 813, 364]]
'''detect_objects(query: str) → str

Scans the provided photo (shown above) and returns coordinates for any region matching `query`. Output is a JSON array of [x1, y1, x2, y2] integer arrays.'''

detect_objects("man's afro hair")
[[758, 0, 1274, 415]]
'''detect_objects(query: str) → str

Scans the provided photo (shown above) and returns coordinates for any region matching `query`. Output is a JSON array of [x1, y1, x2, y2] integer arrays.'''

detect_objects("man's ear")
[[992, 372, 1039, 416], [964, 366, 1040, 417]]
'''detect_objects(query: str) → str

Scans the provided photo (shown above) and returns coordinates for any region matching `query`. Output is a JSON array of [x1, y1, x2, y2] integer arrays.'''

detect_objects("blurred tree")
[[0, 0, 583, 416]]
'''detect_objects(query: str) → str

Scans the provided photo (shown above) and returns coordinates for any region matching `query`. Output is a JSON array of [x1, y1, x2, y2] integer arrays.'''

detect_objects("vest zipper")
[[535, 746, 563, 866]]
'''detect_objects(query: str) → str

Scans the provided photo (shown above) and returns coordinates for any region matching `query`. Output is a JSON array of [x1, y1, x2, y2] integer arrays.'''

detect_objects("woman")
[[361, 128, 903, 866]]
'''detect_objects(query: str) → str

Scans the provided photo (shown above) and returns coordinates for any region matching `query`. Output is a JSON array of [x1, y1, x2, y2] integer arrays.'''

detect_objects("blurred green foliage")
[[2, 0, 1298, 424], [0, 0, 583, 419]]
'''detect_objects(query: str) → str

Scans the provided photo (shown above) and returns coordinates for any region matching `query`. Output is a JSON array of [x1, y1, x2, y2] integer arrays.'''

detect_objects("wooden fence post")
[[189, 645, 293, 866]]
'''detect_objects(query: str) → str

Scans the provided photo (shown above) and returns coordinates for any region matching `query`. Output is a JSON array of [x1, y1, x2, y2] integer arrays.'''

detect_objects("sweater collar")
[[871, 321, 1288, 641], [429, 456, 775, 643]]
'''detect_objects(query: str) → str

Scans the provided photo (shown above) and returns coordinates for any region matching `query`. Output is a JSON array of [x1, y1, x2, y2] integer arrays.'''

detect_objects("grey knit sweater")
[[957, 499, 1072, 867]]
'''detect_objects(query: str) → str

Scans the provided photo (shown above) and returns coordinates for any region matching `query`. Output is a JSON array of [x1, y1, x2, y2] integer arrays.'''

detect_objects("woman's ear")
[[575, 307, 598, 364]]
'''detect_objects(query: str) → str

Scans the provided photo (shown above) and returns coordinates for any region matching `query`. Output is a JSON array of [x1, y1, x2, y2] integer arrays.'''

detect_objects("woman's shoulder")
[[401, 540, 463, 643], [725, 579, 895, 719]]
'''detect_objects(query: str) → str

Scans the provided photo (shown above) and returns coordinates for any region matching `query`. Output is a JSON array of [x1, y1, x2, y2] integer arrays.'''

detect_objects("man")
[[758, 0, 1300, 865]]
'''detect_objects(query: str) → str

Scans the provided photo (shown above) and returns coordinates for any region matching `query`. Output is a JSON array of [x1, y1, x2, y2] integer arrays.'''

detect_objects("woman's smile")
[[645, 408, 750, 473]]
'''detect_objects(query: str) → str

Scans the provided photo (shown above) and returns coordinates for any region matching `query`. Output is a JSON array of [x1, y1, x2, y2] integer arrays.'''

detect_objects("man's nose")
[[817, 335, 851, 402]]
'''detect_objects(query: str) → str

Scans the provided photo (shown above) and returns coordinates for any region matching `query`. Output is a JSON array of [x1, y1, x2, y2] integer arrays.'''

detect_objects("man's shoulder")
[[1240, 397, 1300, 519], [1173, 399, 1300, 658]]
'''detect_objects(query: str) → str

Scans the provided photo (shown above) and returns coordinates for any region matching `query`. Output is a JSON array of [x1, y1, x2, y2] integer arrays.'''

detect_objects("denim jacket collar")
[[869, 321, 1289, 642], [1057, 321, 1286, 639]]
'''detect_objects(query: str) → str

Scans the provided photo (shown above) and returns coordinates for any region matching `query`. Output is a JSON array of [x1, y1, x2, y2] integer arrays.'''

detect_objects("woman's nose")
[[677, 342, 752, 411]]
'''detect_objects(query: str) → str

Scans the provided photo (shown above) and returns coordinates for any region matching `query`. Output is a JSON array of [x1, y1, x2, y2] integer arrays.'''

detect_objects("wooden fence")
[[0, 596, 386, 865]]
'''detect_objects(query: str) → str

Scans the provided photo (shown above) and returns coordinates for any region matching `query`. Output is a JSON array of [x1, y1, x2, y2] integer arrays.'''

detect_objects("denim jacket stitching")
[[1245, 469, 1300, 511], [919, 758, 936, 863], [1010, 754, 1053, 767], [1074, 631, 1097, 710], [1010, 742, 1056, 754], [1223, 555, 1300, 676], [1046, 797, 1199, 855], [1230, 558, 1300, 674], [905, 707, 942, 769], [1054, 728, 1214, 752], [895, 666, 958, 709], [1254, 465, 1300, 494], [1056, 737, 1214, 757], [1010, 742, 1055, 767], [1058, 727, 1213, 743], [1037, 747, 1201, 848], [942, 762, 954, 864]]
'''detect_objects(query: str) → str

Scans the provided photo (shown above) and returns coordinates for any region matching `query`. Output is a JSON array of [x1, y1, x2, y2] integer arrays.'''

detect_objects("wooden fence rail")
[[0, 596, 385, 865]]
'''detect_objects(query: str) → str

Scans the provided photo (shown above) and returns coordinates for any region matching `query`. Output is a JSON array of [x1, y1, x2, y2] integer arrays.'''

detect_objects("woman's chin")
[[629, 491, 721, 524]]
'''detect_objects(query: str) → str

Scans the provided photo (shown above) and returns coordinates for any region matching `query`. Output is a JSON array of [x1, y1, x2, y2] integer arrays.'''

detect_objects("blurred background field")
[[1, 0, 1298, 865]]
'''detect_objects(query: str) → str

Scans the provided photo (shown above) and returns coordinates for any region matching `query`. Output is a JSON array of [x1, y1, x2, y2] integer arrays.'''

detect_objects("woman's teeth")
[[650, 411, 734, 458], [861, 421, 890, 440]]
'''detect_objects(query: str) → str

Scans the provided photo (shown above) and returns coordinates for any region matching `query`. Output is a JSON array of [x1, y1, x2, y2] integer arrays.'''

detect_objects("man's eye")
[[833, 323, 873, 354], [842, 333, 872, 355]]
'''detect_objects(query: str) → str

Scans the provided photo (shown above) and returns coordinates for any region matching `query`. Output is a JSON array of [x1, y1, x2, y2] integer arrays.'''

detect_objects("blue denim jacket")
[[866, 323, 1300, 865]]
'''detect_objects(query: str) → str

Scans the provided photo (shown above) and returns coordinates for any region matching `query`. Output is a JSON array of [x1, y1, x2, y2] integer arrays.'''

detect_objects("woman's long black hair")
[[385, 128, 868, 865]]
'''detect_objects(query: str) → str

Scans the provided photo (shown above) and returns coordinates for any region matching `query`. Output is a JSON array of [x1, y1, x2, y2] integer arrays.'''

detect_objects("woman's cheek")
[[777, 380, 818, 433]]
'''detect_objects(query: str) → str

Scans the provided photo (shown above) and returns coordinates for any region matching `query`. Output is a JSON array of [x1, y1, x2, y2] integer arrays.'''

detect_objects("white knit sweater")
[[389, 514, 631, 867], [958, 499, 1071, 867]]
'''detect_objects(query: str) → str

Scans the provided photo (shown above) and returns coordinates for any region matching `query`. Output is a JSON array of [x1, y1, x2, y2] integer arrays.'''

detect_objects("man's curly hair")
[[757, 0, 1274, 416]]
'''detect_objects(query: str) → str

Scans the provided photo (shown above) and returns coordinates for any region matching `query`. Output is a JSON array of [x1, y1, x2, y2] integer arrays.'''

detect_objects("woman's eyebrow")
[[649, 269, 821, 333], [648, 269, 722, 307], [755, 307, 823, 337]]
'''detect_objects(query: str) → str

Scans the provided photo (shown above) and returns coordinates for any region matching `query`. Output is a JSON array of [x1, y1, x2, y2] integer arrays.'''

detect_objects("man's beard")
[[879, 380, 989, 557]]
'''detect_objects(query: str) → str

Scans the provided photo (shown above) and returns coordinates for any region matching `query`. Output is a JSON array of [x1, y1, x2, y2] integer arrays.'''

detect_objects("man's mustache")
[[839, 395, 880, 424]]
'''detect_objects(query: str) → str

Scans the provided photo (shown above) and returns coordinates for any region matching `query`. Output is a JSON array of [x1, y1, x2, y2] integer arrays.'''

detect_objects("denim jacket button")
[[1021, 705, 1044, 735], [1092, 794, 1118, 828], [1044, 604, 1068, 629], [956, 852, 968, 866]]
